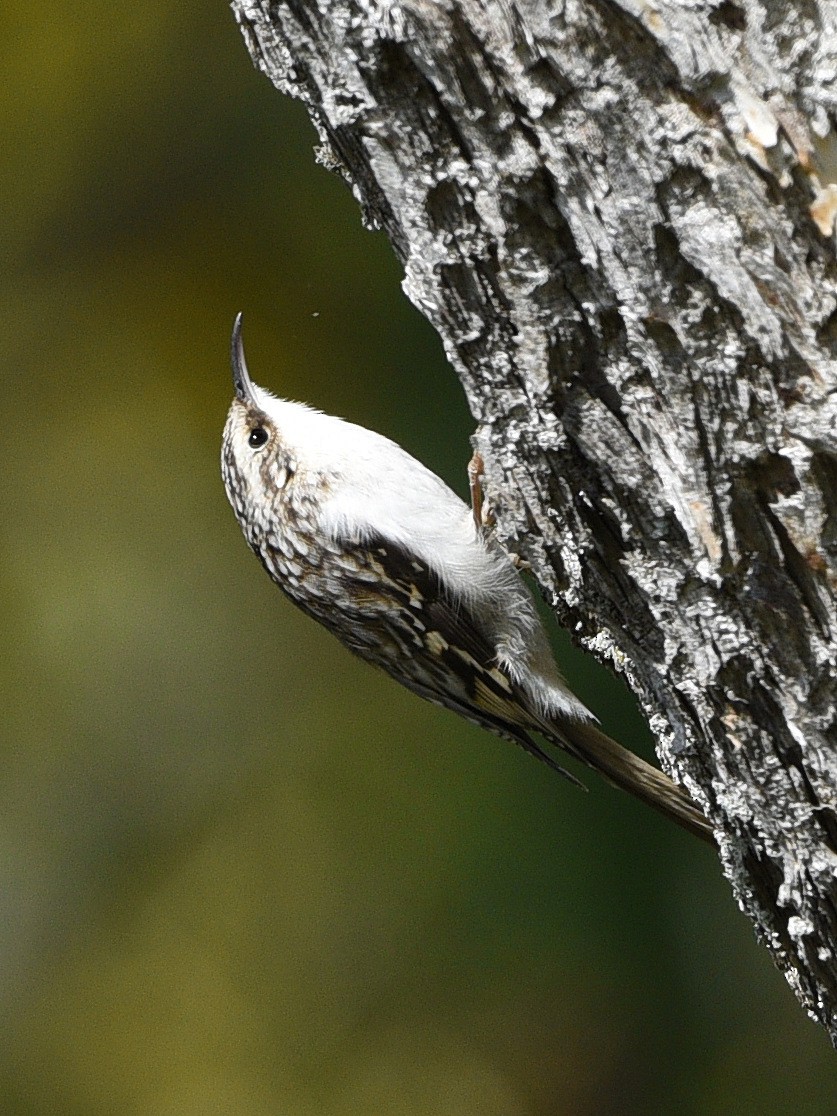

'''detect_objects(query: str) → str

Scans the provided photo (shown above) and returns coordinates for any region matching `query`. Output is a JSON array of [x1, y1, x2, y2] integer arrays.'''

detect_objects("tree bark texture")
[[232, 0, 837, 1040]]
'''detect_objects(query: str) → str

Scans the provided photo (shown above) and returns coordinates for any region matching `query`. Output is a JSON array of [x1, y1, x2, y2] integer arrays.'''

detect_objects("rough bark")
[[231, 0, 837, 1040]]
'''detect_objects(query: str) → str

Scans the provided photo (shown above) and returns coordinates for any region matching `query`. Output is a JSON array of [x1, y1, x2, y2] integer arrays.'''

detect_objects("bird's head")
[[221, 313, 300, 526]]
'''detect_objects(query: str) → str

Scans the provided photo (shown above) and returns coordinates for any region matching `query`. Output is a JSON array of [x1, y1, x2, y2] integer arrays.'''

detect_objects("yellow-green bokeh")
[[2, 3, 835, 1112]]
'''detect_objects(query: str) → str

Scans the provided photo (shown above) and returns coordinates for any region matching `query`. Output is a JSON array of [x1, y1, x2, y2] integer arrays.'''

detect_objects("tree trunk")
[[231, 0, 837, 1041]]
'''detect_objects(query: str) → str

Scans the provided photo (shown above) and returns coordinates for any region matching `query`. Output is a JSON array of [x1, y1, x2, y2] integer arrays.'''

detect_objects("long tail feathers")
[[546, 718, 715, 845]]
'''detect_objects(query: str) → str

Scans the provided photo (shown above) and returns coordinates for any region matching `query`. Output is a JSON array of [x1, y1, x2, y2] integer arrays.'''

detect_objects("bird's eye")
[[248, 426, 269, 449]]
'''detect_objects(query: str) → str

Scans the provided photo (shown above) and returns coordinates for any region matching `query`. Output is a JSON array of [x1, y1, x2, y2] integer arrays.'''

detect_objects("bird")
[[221, 313, 713, 844]]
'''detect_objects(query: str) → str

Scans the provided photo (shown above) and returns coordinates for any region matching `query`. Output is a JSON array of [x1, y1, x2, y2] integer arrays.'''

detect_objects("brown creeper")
[[221, 315, 713, 844]]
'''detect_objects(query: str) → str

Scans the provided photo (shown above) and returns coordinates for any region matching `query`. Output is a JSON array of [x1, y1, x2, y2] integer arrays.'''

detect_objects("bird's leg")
[[468, 451, 493, 533], [467, 451, 530, 570]]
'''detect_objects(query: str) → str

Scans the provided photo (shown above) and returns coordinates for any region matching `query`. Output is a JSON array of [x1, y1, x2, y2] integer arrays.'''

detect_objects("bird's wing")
[[346, 537, 713, 843], [335, 534, 584, 786]]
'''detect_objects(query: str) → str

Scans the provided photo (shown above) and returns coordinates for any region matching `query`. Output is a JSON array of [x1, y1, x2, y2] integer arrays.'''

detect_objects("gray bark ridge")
[[232, 0, 837, 1041]]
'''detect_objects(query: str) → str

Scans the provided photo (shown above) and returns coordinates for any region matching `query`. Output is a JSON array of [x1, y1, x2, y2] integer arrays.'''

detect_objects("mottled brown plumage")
[[222, 315, 714, 844]]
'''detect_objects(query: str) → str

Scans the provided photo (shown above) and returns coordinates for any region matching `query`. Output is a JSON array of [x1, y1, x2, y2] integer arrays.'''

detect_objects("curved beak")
[[231, 312, 257, 405]]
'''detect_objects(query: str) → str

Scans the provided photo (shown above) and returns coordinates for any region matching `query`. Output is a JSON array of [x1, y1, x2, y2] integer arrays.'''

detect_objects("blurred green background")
[[2, 3, 835, 1113]]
